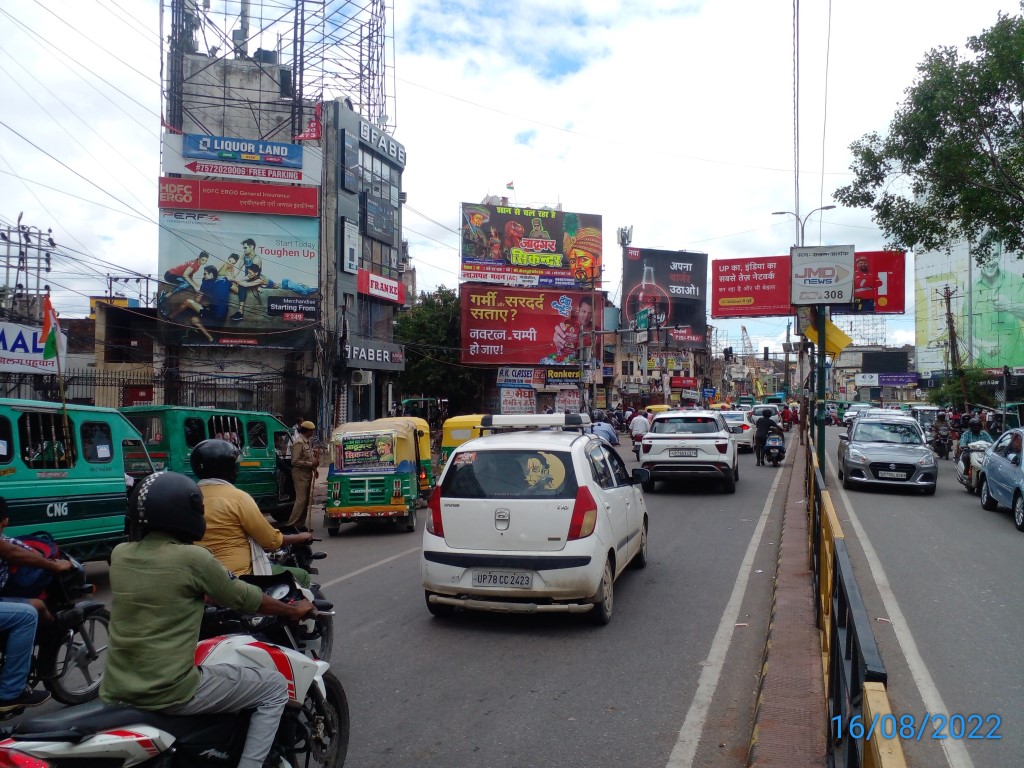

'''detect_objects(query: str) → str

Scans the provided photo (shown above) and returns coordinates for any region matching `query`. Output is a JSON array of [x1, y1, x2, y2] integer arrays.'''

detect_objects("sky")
[[2, 0, 1022, 357]]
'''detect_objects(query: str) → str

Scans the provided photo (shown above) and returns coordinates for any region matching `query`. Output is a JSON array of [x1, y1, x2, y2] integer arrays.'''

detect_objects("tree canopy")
[[835, 8, 1024, 263], [392, 286, 482, 413]]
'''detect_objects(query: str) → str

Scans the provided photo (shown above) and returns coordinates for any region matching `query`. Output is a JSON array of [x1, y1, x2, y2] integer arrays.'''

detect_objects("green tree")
[[928, 366, 996, 409], [835, 9, 1024, 263], [393, 286, 482, 412]]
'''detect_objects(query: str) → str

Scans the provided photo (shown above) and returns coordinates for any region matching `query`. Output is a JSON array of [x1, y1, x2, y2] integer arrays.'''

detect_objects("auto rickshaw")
[[370, 416, 434, 496], [439, 414, 486, 470], [324, 417, 427, 535], [910, 404, 941, 431]]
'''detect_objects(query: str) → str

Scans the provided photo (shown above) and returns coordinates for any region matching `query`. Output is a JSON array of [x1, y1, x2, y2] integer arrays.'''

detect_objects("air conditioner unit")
[[350, 370, 373, 386]]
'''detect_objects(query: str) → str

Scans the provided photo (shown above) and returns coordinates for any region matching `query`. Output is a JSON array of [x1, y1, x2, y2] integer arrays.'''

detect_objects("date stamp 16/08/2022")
[[832, 713, 1002, 741]]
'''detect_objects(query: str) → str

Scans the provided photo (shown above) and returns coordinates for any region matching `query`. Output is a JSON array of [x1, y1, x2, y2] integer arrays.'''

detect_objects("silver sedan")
[[837, 416, 937, 495]]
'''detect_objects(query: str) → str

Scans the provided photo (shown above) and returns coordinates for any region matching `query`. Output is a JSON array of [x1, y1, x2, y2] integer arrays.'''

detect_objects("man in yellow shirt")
[[191, 439, 313, 588]]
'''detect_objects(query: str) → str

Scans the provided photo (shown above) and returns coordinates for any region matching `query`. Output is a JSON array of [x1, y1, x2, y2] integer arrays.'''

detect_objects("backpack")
[[4, 532, 61, 598]]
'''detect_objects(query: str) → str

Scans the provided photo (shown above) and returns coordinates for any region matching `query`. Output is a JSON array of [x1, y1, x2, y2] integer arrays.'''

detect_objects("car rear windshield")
[[442, 449, 579, 499], [853, 421, 923, 444], [652, 417, 722, 434]]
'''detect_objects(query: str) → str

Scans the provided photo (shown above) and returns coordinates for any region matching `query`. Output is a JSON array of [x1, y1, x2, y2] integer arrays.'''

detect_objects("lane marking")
[[665, 469, 783, 768], [320, 546, 421, 589], [828, 453, 973, 768]]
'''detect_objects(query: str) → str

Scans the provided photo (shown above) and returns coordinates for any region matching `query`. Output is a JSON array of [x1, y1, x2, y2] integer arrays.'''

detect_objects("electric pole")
[[938, 285, 969, 410]]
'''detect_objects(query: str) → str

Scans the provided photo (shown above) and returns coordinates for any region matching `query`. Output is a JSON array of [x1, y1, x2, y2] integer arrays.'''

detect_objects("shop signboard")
[[500, 388, 537, 414], [460, 202, 602, 289], [622, 248, 707, 349]]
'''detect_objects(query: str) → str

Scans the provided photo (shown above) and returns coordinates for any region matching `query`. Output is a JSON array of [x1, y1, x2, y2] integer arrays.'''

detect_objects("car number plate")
[[473, 571, 532, 588], [877, 470, 906, 479], [669, 448, 698, 457]]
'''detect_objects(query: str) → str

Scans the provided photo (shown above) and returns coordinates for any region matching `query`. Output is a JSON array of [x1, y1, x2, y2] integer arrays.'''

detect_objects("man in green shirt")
[[100, 472, 314, 768]]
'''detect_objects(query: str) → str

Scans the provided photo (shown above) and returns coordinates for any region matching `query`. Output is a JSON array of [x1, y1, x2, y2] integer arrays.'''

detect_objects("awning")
[[803, 318, 853, 358]]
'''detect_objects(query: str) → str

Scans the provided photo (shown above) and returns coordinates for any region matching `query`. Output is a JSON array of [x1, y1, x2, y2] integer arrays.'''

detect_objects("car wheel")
[[1014, 494, 1024, 532], [425, 591, 455, 618], [631, 520, 648, 570], [922, 484, 936, 496], [641, 477, 655, 493], [722, 472, 736, 494], [980, 478, 999, 510], [326, 526, 341, 537], [841, 466, 852, 490], [405, 510, 417, 532], [589, 558, 614, 625], [733, 463, 739, 482]]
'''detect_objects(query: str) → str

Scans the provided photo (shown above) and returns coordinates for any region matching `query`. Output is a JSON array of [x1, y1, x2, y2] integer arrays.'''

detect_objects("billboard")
[[958, 247, 1024, 369], [711, 256, 790, 318], [156, 210, 319, 348], [182, 133, 304, 169], [914, 245, 970, 374], [161, 133, 323, 186], [829, 250, 906, 315], [460, 202, 602, 289], [790, 245, 855, 305], [158, 177, 319, 217], [0, 321, 66, 374], [460, 285, 604, 366], [622, 248, 707, 349]]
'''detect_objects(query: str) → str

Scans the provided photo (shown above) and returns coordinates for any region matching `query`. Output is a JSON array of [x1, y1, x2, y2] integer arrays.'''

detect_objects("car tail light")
[[716, 442, 729, 454], [741, 424, 750, 431], [0, 750, 52, 768], [641, 442, 651, 454], [568, 486, 598, 540], [426, 486, 444, 536]]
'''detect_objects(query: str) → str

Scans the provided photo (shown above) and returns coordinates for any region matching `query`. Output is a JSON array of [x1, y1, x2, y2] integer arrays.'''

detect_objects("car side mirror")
[[838, 434, 849, 442], [730, 426, 742, 434], [632, 468, 651, 485], [1012, 453, 1022, 467]]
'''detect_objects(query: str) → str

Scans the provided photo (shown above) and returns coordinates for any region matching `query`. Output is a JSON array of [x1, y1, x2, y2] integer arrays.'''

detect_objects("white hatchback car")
[[639, 409, 740, 493], [422, 414, 650, 625], [720, 409, 755, 452]]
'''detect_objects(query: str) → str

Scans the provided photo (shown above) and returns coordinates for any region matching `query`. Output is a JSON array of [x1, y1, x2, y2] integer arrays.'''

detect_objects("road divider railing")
[[806, 448, 908, 768]]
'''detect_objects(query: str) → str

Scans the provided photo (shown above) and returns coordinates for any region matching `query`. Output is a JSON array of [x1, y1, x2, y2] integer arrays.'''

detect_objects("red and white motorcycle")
[[0, 573, 349, 767]]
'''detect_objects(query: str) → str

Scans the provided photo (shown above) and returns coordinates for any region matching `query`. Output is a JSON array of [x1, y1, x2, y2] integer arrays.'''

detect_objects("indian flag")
[[41, 296, 61, 360]]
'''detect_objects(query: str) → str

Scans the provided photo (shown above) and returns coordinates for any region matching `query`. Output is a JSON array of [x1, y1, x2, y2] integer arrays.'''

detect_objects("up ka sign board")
[[790, 245, 855, 305]]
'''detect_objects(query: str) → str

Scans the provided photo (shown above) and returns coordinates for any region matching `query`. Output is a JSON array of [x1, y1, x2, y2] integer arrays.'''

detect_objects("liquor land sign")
[[791, 245, 855, 305], [183, 133, 303, 169]]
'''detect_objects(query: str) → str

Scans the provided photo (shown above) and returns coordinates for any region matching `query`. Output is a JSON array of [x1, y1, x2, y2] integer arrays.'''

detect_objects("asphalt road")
[[6, 439, 794, 768], [820, 426, 1024, 768]]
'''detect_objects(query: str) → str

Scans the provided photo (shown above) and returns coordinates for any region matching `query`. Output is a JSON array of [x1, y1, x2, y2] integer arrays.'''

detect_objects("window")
[[587, 445, 613, 488], [127, 416, 165, 445], [247, 421, 269, 449], [443, 450, 577, 499], [184, 417, 206, 448], [0, 417, 12, 465], [18, 411, 76, 469], [208, 415, 244, 448], [603, 445, 631, 486], [81, 421, 114, 463]]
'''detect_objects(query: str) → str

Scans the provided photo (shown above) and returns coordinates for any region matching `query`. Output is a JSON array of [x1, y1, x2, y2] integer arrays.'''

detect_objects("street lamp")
[[772, 204, 837, 466], [772, 205, 836, 247]]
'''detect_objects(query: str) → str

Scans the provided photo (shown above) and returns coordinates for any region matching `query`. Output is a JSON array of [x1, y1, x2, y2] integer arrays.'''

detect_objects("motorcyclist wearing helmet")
[[101, 471, 314, 768], [190, 439, 314, 589], [956, 417, 993, 473]]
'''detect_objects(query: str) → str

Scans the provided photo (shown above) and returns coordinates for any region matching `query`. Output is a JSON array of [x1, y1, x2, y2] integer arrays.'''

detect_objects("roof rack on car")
[[479, 413, 592, 432]]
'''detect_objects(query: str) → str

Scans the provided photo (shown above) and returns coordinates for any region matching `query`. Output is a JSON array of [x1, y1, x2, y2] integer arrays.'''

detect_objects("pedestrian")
[[287, 421, 320, 529]]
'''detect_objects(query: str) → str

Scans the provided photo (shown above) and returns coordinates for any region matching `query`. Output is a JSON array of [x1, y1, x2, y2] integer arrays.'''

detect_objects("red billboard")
[[159, 177, 319, 217], [460, 285, 603, 366], [711, 256, 791, 318], [710, 251, 906, 318]]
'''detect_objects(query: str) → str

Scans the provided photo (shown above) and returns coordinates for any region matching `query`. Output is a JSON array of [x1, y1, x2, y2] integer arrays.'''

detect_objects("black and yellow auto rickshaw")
[[324, 417, 429, 536], [438, 414, 486, 470]]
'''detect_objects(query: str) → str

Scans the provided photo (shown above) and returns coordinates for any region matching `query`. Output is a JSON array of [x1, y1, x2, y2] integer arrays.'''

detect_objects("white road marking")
[[828, 453, 973, 768], [665, 469, 783, 768], [321, 546, 421, 588]]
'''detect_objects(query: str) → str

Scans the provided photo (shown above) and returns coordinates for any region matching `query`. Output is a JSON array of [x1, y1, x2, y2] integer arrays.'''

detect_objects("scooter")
[[764, 433, 787, 467], [0, 572, 350, 768], [955, 440, 991, 494]]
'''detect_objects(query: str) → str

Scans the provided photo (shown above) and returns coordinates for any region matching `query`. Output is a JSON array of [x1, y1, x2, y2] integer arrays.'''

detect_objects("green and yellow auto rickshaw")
[[324, 417, 426, 536], [438, 414, 486, 470], [370, 415, 434, 496]]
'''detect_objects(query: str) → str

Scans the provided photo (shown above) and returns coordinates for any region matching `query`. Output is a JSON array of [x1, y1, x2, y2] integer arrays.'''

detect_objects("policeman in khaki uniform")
[[287, 420, 320, 528]]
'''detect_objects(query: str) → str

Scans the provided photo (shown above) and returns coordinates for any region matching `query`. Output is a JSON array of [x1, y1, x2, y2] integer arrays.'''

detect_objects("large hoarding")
[[914, 245, 970, 375], [460, 203, 602, 289], [829, 250, 906, 315], [622, 248, 707, 348], [460, 285, 604, 366], [156, 208, 319, 348]]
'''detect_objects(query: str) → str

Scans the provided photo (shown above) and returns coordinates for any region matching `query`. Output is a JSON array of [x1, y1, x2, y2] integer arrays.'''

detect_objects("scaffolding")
[[836, 315, 887, 347]]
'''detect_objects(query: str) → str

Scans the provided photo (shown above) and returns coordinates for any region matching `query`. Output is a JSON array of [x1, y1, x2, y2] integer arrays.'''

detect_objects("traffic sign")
[[634, 307, 650, 344]]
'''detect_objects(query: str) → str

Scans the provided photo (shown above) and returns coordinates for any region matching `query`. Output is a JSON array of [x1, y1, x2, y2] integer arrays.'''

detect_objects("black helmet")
[[969, 418, 982, 430], [190, 439, 241, 482], [129, 471, 206, 543], [762, 409, 772, 418]]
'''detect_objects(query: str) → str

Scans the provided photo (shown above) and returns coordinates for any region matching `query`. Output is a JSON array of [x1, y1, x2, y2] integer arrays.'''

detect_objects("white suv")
[[639, 410, 740, 493], [422, 414, 650, 625]]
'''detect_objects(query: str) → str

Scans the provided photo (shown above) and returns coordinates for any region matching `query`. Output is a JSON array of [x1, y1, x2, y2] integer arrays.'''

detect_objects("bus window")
[[0, 416, 12, 464], [81, 421, 114, 463], [18, 411, 76, 469], [209, 415, 244, 449], [184, 417, 206, 448], [247, 420, 269, 449]]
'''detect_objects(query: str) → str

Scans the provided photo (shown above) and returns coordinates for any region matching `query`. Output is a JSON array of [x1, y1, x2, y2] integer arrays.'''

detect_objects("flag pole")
[[54, 318, 71, 456]]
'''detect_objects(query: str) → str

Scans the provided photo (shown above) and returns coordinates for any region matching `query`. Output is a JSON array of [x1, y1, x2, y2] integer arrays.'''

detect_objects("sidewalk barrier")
[[805, 446, 908, 768]]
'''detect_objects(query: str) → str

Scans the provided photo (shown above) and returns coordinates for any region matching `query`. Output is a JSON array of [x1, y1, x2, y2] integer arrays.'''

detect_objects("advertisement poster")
[[460, 285, 604, 366], [710, 256, 791, 318], [914, 245, 969, 375], [460, 202, 603, 289], [790, 245, 855, 305], [0, 321, 66, 374], [622, 248, 707, 348], [499, 388, 537, 414], [554, 389, 581, 413], [339, 431, 397, 472], [158, 177, 318, 217], [829, 250, 906, 315], [966, 248, 1024, 369], [156, 209, 320, 348]]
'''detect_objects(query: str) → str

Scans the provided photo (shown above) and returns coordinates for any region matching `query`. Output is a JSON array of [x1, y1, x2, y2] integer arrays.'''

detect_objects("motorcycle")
[[764, 433, 787, 467], [0, 572, 350, 767], [931, 425, 953, 460], [266, 527, 333, 664], [0, 552, 109, 719], [955, 440, 991, 494]]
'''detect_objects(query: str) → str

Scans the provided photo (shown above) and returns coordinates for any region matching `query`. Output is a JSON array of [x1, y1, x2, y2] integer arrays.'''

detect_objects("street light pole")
[[773, 204, 836, 467]]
